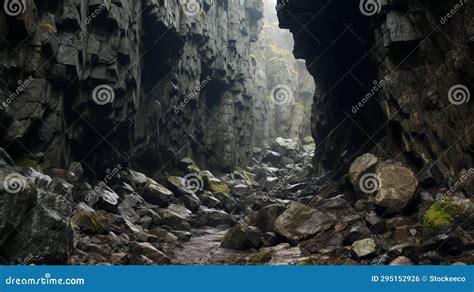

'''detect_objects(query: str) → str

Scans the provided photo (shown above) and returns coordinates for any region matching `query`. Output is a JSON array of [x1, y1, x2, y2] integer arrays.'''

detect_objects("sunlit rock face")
[[277, 0, 473, 183], [250, 0, 315, 148], [0, 0, 264, 175]]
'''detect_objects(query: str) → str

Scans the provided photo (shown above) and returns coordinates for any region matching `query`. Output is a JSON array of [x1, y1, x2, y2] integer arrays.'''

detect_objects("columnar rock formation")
[[0, 0, 473, 266], [0, 0, 264, 176], [278, 0, 473, 186]]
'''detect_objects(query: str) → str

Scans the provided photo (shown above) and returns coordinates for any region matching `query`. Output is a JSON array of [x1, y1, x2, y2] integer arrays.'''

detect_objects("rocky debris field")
[[0, 136, 472, 265]]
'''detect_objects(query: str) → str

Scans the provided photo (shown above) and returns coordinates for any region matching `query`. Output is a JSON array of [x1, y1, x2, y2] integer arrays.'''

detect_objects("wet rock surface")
[[0, 0, 473, 267], [0, 134, 473, 265]]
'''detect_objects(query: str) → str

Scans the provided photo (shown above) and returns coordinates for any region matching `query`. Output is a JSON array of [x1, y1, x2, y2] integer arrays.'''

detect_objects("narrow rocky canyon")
[[0, 0, 472, 266]]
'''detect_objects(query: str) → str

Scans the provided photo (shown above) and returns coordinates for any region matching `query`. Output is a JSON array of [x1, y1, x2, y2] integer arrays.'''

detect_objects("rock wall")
[[278, 0, 473, 185], [251, 0, 315, 147], [0, 0, 264, 177]]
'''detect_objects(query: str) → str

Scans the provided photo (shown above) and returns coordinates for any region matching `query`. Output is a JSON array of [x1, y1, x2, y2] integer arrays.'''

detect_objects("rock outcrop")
[[251, 0, 315, 147], [1, 0, 473, 267], [0, 0, 264, 176], [277, 0, 473, 184]]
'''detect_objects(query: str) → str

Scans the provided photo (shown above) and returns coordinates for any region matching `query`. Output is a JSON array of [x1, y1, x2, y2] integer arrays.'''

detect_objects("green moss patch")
[[15, 158, 43, 172], [248, 251, 272, 264], [423, 200, 464, 235]]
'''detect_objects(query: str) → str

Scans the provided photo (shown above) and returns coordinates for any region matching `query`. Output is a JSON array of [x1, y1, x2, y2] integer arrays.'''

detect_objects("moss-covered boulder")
[[122, 169, 148, 189], [202, 175, 230, 194], [423, 197, 473, 235], [178, 157, 200, 174], [274, 202, 330, 243], [295, 257, 317, 266], [248, 251, 272, 264], [70, 210, 115, 234], [221, 224, 262, 250], [15, 158, 43, 172], [142, 179, 174, 207]]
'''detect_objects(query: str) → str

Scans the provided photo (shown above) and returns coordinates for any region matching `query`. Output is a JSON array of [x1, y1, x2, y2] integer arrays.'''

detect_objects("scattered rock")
[[71, 210, 114, 234], [221, 224, 262, 250], [249, 204, 286, 232], [131, 242, 170, 264], [195, 207, 235, 227], [351, 238, 378, 259], [178, 193, 202, 213], [375, 164, 418, 212], [389, 256, 414, 265], [274, 202, 330, 242], [159, 204, 192, 231], [199, 192, 221, 208], [348, 153, 378, 192]]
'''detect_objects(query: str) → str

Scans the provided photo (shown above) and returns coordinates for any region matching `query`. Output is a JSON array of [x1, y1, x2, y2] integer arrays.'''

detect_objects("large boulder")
[[195, 207, 235, 227], [123, 169, 148, 189], [93, 183, 120, 211], [213, 192, 239, 213], [166, 176, 195, 196], [158, 204, 192, 231], [221, 224, 262, 250], [249, 204, 286, 232], [274, 202, 330, 242], [198, 192, 221, 208], [348, 153, 378, 193], [271, 137, 297, 155], [375, 164, 418, 211], [142, 179, 174, 207], [0, 168, 73, 264], [0, 170, 37, 246], [203, 176, 230, 194], [178, 193, 202, 213]]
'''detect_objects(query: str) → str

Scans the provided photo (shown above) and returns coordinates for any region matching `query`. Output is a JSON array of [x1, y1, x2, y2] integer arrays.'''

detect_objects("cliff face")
[[251, 0, 315, 147], [0, 0, 263, 176], [278, 0, 473, 184]]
